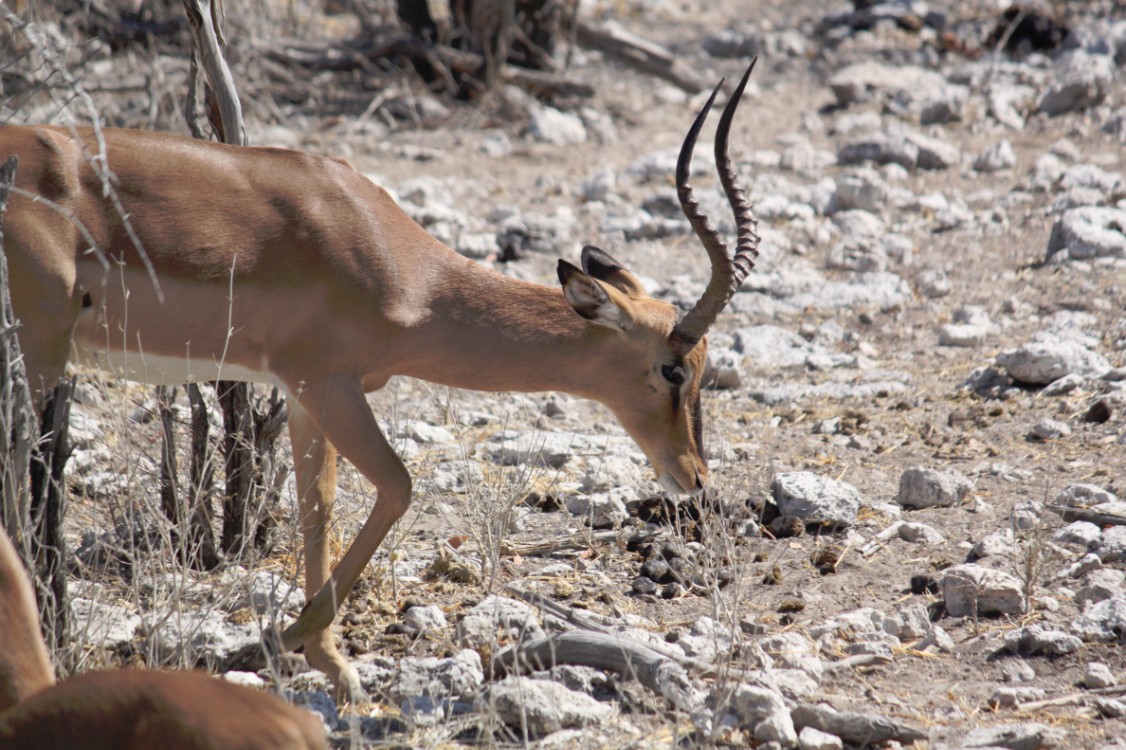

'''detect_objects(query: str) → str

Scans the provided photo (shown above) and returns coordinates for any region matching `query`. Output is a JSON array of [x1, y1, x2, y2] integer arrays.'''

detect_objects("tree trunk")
[[217, 383, 287, 557], [28, 377, 73, 662], [186, 383, 216, 550], [158, 385, 219, 569], [218, 382, 255, 555]]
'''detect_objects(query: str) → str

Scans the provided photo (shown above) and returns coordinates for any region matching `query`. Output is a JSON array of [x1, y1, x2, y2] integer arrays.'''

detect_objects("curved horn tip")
[[727, 59, 758, 111], [677, 77, 726, 186], [742, 57, 758, 82], [695, 78, 725, 126]]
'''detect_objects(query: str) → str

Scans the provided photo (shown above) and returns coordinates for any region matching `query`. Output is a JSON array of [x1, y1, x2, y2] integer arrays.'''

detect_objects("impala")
[[0, 62, 759, 699], [0, 529, 327, 748]]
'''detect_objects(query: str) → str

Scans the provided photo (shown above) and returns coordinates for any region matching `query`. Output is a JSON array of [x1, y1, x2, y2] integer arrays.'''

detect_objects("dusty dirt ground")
[[4, 0, 1126, 747]]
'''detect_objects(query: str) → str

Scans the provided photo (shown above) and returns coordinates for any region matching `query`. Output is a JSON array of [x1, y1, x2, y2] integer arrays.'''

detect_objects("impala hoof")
[[332, 664, 367, 706]]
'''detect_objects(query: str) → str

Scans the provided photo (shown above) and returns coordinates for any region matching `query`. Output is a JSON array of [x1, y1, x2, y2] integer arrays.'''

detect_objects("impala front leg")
[[281, 377, 412, 701]]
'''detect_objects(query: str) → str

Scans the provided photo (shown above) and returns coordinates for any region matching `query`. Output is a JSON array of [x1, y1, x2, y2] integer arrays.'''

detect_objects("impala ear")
[[558, 259, 633, 331], [580, 245, 648, 297]]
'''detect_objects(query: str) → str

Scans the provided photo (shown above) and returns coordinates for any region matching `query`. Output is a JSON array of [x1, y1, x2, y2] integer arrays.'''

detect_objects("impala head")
[[556, 60, 761, 496]]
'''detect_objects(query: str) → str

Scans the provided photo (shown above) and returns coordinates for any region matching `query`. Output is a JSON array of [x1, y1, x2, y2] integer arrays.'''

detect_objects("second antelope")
[[0, 529, 328, 749], [0, 62, 759, 698]]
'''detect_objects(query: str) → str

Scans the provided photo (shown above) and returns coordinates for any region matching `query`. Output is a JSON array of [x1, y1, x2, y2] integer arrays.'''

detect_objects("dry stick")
[[502, 65, 594, 98], [493, 630, 704, 713], [498, 528, 620, 557], [183, 0, 246, 147], [186, 42, 207, 140], [506, 585, 625, 632], [860, 521, 907, 557], [1047, 504, 1126, 527], [821, 653, 893, 672], [1017, 684, 1126, 712], [347, 88, 397, 137], [791, 703, 927, 746], [506, 586, 727, 677], [574, 19, 709, 93], [510, 24, 560, 72]]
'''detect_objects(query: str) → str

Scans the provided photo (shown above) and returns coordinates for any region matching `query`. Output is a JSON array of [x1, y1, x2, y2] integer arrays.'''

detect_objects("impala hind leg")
[[285, 404, 361, 702], [7, 287, 80, 406], [282, 379, 412, 701], [3, 210, 83, 405]]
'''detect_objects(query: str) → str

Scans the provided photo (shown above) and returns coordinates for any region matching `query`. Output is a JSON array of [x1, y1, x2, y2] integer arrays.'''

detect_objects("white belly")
[[74, 346, 279, 388]]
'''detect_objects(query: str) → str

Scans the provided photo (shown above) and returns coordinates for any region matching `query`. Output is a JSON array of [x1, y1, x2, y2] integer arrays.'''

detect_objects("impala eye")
[[661, 364, 686, 387]]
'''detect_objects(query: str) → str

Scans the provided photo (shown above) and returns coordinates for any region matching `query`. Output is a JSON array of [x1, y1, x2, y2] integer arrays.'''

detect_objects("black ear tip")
[[580, 245, 624, 276], [557, 258, 578, 285]]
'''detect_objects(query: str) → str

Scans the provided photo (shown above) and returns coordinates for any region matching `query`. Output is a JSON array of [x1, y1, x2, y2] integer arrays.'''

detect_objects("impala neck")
[[398, 261, 622, 398]]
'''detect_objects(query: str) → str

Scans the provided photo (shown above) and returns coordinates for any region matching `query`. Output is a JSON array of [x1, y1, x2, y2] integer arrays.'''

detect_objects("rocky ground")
[[6, 0, 1126, 748]]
